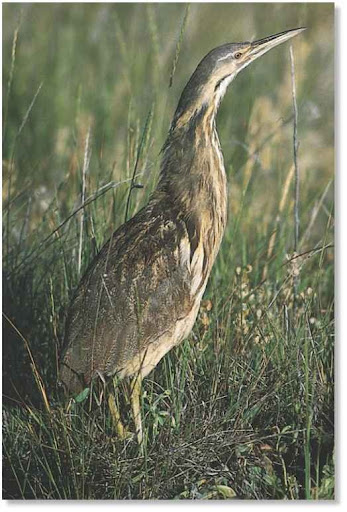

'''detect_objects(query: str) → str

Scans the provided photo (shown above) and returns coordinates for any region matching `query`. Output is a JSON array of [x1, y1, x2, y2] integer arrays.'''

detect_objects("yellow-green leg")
[[130, 375, 143, 447], [108, 393, 131, 440]]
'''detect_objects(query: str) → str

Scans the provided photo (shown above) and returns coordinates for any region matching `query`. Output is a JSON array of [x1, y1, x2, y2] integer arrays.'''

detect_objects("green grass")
[[2, 3, 334, 500]]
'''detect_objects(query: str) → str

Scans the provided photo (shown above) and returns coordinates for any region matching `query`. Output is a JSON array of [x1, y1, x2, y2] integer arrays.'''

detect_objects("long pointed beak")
[[250, 27, 306, 60]]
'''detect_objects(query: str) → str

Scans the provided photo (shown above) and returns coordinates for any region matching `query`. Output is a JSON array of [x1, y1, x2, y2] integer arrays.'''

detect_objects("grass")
[[2, 3, 334, 500]]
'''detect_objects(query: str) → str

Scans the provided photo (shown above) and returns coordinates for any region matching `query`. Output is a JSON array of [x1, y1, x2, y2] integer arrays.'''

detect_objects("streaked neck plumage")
[[155, 76, 230, 267]]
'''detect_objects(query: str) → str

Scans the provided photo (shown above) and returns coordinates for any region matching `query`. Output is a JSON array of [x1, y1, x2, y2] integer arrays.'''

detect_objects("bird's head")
[[174, 27, 306, 127]]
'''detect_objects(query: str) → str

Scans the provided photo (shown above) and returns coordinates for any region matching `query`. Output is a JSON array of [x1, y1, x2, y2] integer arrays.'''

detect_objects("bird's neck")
[[156, 103, 227, 260]]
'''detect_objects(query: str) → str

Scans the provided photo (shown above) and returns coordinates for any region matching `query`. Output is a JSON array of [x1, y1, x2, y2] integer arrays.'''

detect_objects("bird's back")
[[59, 193, 209, 394]]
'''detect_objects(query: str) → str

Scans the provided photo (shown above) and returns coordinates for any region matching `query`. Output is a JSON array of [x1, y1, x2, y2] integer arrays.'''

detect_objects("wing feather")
[[60, 201, 195, 392]]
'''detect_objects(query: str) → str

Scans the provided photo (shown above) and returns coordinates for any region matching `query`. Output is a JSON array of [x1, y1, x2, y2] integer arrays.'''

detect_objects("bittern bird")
[[60, 28, 305, 444]]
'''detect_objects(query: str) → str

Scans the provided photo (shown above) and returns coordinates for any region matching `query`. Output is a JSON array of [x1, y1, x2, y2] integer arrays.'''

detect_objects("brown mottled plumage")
[[60, 28, 305, 443]]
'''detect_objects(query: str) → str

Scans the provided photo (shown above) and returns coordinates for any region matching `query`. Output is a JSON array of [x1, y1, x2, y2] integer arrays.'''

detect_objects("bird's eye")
[[234, 52, 242, 60]]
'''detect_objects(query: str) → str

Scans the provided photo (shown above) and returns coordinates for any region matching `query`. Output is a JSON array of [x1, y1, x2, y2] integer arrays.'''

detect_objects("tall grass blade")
[[169, 4, 191, 87], [3, 13, 21, 142], [78, 126, 92, 275], [124, 108, 153, 222], [290, 45, 301, 302]]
